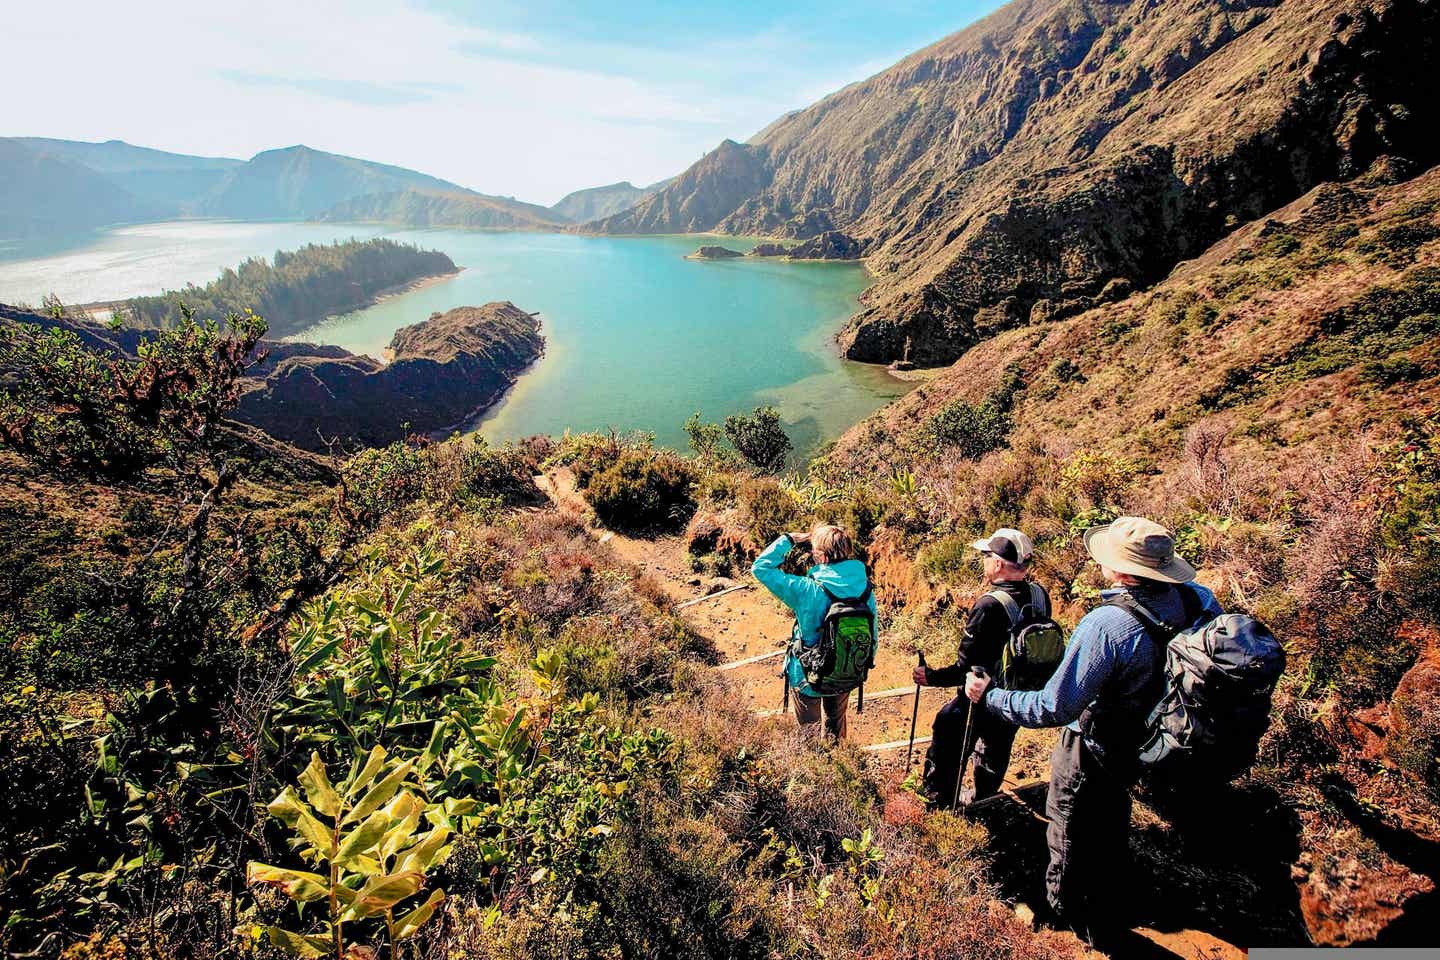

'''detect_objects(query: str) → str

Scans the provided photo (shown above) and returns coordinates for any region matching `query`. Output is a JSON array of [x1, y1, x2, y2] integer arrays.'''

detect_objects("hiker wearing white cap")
[[963, 516, 1223, 937], [913, 528, 1052, 806]]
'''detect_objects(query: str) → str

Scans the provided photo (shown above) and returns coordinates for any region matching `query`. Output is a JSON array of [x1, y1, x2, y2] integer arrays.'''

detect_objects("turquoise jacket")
[[751, 534, 878, 698]]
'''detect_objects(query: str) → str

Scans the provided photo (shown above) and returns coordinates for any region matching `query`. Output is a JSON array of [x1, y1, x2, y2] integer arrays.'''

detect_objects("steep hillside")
[[315, 188, 566, 230], [196, 144, 469, 219], [5, 137, 242, 210], [234, 302, 544, 450], [817, 160, 1440, 945], [0, 140, 166, 240], [592, 0, 1440, 365], [551, 178, 670, 223]]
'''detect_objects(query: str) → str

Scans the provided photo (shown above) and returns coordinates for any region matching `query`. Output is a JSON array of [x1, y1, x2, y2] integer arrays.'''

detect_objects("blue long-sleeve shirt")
[[983, 582, 1221, 761], [751, 534, 877, 698]]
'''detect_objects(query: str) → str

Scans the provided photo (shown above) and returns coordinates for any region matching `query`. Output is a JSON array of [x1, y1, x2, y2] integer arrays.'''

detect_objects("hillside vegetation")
[[121, 238, 458, 338], [591, 0, 1440, 366], [3, 145, 1438, 952], [314, 189, 567, 231], [808, 158, 1440, 944]]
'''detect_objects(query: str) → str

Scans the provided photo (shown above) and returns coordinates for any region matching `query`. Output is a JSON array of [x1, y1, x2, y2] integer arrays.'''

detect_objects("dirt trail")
[[535, 468, 1243, 960]]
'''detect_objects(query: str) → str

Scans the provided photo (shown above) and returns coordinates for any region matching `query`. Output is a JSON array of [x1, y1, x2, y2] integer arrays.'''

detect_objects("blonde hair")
[[811, 525, 853, 564]]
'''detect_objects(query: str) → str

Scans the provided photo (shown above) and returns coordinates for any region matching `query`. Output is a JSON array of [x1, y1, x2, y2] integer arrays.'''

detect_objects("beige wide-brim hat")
[[1082, 516, 1197, 584]]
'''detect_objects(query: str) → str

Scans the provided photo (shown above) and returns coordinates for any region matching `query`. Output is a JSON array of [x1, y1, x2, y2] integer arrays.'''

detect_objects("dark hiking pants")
[[793, 690, 849, 739], [1045, 728, 1135, 931], [924, 693, 1018, 806]]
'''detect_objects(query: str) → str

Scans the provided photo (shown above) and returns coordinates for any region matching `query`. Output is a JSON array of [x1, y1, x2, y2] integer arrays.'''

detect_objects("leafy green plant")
[[581, 448, 696, 533], [684, 411, 736, 464], [342, 442, 430, 522], [248, 747, 452, 958], [0, 305, 267, 483], [724, 406, 792, 472]]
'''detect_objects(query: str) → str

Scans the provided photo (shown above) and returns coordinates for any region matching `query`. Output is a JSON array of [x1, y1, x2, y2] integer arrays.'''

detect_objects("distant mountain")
[[592, 0, 1440, 365], [316, 188, 566, 231], [0, 136, 580, 237], [7, 138, 241, 210], [195, 145, 470, 220], [0, 139, 167, 240], [550, 179, 671, 224]]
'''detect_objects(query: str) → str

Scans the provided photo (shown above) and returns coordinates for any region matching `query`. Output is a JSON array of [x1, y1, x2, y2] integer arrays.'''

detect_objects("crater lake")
[[0, 222, 912, 455]]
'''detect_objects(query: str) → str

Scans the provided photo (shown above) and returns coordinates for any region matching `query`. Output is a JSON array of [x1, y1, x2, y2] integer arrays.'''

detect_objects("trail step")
[[715, 648, 784, 671], [676, 583, 751, 610], [752, 683, 944, 716], [861, 735, 933, 752]]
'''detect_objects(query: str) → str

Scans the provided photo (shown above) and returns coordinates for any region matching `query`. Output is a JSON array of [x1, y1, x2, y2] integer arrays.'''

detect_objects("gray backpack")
[[1126, 599, 1286, 780]]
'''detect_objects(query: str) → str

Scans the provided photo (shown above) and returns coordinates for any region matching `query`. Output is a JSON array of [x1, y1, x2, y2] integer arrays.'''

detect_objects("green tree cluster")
[[121, 239, 456, 338]]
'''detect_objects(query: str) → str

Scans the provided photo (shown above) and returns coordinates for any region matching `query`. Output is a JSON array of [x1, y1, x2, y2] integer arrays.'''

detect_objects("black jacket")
[[926, 579, 1049, 687]]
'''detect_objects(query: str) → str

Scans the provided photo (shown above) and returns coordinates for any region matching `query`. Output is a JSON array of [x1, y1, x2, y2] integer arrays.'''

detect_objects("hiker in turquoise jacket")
[[751, 525, 877, 739]]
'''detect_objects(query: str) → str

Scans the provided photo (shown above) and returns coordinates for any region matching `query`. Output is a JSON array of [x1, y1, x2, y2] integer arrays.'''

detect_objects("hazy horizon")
[[4, 1, 1003, 207]]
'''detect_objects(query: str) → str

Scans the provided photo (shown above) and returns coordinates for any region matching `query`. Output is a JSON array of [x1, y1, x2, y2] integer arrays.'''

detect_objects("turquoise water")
[[304, 230, 908, 453], [0, 222, 910, 455]]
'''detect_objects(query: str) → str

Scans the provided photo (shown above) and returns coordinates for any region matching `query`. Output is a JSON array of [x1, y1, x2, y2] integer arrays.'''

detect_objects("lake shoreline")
[[74, 265, 463, 331], [6, 222, 901, 452]]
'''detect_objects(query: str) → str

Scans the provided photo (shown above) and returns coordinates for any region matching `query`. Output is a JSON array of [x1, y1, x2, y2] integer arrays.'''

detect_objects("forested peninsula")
[[119, 238, 458, 338]]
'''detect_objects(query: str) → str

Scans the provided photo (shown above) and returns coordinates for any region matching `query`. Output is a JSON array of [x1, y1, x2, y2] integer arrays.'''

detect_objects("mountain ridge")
[[315, 188, 567, 231], [588, 0, 1440, 365]]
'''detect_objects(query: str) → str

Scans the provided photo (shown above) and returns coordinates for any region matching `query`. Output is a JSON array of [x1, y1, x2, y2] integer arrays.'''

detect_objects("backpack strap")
[[1028, 581, 1050, 619], [1104, 591, 1185, 650], [988, 589, 1023, 629]]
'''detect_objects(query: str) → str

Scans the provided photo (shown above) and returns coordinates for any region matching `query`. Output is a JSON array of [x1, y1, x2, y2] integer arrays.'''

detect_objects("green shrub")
[[343, 442, 429, 521], [684, 412, 735, 465], [738, 477, 803, 547], [455, 436, 538, 505], [919, 399, 1009, 459], [1048, 357, 1086, 384], [723, 406, 792, 472], [583, 449, 695, 534], [918, 534, 978, 585]]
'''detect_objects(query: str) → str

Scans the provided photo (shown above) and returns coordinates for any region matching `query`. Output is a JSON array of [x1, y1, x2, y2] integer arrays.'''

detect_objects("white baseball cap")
[[970, 527, 1034, 564]]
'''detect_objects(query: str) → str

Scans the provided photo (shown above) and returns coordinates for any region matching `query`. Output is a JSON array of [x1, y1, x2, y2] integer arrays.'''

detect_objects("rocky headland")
[[233, 302, 544, 451], [687, 245, 745, 260]]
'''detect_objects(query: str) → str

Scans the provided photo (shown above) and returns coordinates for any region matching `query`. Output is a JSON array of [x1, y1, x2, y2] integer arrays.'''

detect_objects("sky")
[[5, 1, 1003, 206]]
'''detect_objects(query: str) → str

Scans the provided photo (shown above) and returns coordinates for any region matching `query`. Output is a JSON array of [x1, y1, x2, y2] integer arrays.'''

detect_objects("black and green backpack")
[[990, 583, 1066, 691], [796, 581, 876, 699]]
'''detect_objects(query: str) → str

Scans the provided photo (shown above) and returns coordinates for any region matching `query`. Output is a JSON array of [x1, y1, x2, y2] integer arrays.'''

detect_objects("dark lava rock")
[[235, 302, 543, 451], [787, 231, 862, 260], [690, 245, 744, 259]]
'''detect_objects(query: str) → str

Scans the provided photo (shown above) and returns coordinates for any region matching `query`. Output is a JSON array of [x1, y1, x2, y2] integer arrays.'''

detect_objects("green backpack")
[[990, 583, 1066, 691], [796, 581, 876, 697]]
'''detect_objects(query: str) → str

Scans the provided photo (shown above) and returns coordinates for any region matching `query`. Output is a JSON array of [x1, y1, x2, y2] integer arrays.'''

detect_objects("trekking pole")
[[953, 666, 988, 810], [905, 651, 927, 769], [780, 673, 790, 715]]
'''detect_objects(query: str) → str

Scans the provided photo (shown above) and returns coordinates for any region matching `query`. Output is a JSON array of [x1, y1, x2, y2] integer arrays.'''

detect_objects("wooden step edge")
[[676, 583, 752, 610], [861, 735, 933, 752], [715, 648, 785, 671]]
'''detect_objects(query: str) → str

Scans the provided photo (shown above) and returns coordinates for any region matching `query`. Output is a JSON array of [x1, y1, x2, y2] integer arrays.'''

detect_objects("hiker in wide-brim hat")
[[961, 515, 1223, 939], [1082, 516, 1197, 584]]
